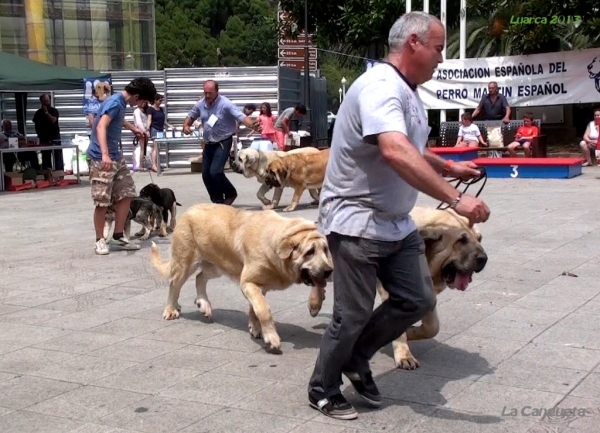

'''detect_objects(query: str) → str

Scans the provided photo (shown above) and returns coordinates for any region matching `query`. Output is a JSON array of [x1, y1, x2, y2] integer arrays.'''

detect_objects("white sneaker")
[[110, 236, 140, 251], [94, 238, 109, 255]]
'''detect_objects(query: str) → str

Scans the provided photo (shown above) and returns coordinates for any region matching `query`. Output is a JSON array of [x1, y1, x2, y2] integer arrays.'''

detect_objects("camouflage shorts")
[[88, 158, 136, 207]]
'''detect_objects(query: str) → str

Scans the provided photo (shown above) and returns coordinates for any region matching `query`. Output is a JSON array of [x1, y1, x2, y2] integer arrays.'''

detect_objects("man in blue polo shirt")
[[86, 77, 156, 255], [183, 80, 260, 205]]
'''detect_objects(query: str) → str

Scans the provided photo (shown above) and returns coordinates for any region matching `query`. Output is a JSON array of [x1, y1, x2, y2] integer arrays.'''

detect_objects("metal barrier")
[[0, 66, 329, 168]]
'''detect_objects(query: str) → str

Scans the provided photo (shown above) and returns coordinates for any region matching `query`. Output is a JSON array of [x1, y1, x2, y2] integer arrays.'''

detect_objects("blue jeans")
[[202, 136, 236, 203]]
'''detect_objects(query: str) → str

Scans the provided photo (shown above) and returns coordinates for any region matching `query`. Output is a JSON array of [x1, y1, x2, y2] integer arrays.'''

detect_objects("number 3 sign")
[[510, 165, 519, 178]]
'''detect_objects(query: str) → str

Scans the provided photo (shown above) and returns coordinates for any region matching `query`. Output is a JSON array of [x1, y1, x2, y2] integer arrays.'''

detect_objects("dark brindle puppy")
[[104, 197, 163, 241], [139, 183, 181, 236]]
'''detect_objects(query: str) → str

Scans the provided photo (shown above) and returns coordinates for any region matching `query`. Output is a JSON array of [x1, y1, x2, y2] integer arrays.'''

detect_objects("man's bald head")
[[203, 80, 219, 104]]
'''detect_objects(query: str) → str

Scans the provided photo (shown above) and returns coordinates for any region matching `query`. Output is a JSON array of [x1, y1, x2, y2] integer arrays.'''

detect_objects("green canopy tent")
[[0, 51, 111, 135]]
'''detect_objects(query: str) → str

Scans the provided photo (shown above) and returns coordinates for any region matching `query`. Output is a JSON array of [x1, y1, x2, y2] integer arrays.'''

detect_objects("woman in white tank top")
[[580, 108, 600, 166]]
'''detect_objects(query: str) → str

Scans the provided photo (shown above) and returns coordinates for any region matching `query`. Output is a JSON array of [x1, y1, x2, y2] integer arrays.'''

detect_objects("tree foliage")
[[155, 0, 278, 68], [458, 0, 600, 57], [277, 0, 463, 57], [277, 0, 599, 59]]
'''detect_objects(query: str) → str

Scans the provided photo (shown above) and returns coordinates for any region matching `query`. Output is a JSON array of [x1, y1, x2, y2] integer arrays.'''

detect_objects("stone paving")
[[1, 166, 600, 433]]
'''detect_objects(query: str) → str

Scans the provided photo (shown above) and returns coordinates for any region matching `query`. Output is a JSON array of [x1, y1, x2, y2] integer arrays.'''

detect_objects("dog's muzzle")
[[265, 172, 280, 188], [231, 161, 243, 174], [301, 268, 333, 286]]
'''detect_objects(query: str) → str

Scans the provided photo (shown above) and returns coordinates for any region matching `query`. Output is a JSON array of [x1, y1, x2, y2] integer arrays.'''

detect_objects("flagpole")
[[439, 0, 447, 123], [459, 0, 466, 117]]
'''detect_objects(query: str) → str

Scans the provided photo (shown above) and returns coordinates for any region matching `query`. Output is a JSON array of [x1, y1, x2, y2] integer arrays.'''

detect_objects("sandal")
[[582, 161, 591, 167]]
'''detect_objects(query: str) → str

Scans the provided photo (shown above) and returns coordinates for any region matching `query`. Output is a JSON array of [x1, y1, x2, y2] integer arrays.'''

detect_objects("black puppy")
[[104, 197, 162, 241], [139, 183, 181, 236]]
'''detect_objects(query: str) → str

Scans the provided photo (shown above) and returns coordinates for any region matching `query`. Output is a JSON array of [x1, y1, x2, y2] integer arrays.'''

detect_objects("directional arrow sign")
[[279, 60, 317, 71], [278, 48, 317, 59], [278, 33, 314, 46]]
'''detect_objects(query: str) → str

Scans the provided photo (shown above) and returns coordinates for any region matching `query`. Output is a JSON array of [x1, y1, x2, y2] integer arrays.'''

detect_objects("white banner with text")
[[417, 48, 600, 110]]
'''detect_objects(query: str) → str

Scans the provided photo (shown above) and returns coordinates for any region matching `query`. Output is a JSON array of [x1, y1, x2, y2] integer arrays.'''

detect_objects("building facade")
[[0, 0, 156, 71]]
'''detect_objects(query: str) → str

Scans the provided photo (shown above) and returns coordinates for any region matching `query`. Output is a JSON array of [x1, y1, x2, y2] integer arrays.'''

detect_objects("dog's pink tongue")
[[454, 273, 471, 291]]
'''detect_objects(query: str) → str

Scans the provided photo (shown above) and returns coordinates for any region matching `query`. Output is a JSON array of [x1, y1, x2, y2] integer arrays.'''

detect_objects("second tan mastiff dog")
[[378, 206, 487, 369]]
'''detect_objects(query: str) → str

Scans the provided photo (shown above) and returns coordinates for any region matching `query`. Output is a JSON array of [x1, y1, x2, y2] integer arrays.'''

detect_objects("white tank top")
[[588, 121, 599, 141]]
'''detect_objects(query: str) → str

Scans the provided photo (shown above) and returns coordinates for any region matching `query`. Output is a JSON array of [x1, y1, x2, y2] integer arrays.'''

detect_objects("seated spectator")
[[455, 112, 486, 148], [579, 107, 600, 166], [507, 112, 539, 157]]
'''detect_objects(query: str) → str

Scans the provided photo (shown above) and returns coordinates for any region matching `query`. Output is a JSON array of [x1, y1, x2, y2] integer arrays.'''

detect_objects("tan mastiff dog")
[[378, 206, 487, 369], [151, 203, 333, 353]]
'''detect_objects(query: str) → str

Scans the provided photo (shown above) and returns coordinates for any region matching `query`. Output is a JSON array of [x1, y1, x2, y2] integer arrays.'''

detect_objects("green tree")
[[155, 0, 278, 68], [277, 0, 463, 58]]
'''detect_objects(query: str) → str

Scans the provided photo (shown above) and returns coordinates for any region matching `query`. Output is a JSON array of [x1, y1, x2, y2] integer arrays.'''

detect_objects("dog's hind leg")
[[308, 188, 320, 205], [163, 262, 195, 320], [168, 203, 177, 232], [124, 219, 131, 240], [194, 262, 219, 320], [103, 220, 112, 240], [139, 224, 151, 241], [241, 280, 281, 352], [160, 207, 169, 236]]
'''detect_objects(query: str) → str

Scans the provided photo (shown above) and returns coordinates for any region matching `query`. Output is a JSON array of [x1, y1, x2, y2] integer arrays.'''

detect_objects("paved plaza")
[[1, 166, 600, 433]]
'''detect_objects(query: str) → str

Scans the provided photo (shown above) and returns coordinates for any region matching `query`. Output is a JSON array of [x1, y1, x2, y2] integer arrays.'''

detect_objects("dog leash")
[[436, 167, 488, 210]]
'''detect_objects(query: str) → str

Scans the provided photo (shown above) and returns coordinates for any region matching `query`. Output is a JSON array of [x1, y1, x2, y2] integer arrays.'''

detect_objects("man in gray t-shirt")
[[307, 12, 490, 421]]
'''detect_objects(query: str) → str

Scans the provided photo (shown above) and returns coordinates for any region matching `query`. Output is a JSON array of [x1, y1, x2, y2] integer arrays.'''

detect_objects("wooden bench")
[[430, 119, 548, 158], [472, 157, 584, 179]]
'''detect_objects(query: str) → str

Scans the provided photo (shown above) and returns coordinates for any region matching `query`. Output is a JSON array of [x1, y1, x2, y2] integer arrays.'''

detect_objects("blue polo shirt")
[[187, 94, 246, 143], [87, 93, 127, 161]]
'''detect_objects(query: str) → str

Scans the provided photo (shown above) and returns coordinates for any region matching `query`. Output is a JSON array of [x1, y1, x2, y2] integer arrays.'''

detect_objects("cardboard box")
[[4, 171, 24, 187], [43, 170, 64, 181]]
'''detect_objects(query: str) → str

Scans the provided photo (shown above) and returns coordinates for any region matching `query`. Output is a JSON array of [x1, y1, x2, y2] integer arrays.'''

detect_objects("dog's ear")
[[419, 226, 444, 247], [277, 220, 317, 259], [277, 238, 298, 259]]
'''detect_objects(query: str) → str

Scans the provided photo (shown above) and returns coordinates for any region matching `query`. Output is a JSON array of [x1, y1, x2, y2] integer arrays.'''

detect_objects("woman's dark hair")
[[244, 104, 256, 112], [154, 93, 163, 102], [125, 77, 157, 102], [260, 102, 272, 117]]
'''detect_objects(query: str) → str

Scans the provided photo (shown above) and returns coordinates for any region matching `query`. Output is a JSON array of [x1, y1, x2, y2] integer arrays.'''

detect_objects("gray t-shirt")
[[317, 63, 430, 242], [274, 107, 295, 131]]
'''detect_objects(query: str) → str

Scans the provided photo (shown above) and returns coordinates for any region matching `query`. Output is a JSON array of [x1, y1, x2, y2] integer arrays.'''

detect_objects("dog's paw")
[[263, 331, 282, 353], [309, 304, 321, 317], [310, 199, 319, 205], [395, 353, 420, 370], [282, 205, 296, 212], [163, 307, 180, 320], [248, 322, 262, 339], [195, 298, 212, 320], [140, 235, 150, 241], [262, 203, 274, 210]]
